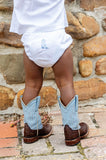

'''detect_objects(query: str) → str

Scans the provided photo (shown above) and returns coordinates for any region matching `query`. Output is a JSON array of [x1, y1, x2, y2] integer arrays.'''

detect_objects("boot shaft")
[[58, 95, 80, 130], [20, 95, 43, 130]]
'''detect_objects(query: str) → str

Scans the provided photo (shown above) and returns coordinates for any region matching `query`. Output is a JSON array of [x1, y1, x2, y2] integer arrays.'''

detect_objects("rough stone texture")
[[17, 89, 24, 109], [0, 0, 13, 11], [0, 158, 21, 160], [83, 36, 106, 57], [102, 18, 106, 31], [65, 0, 75, 5], [79, 113, 95, 129], [22, 139, 49, 156], [39, 86, 57, 107], [52, 125, 64, 134], [0, 54, 25, 84], [0, 148, 20, 157], [17, 86, 57, 109], [88, 128, 106, 137], [66, 12, 99, 39], [80, 0, 106, 11], [95, 57, 106, 75], [0, 44, 24, 55], [82, 135, 106, 158], [0, 12, 11, 24], [43, 68, 55, 80], [79, 59, 93, 77], [74, 78, 106, 101], [84, 146, 106, 160], [0, 86, 16, 110], [50, 115, 62, 126], [26, 154, 84, 160], [81, 136, 106, 148], [0, 22, 23, 47], [95, 112, 106, 129], [79, 105, 106, 113], [49, 134, 78, 154], [0, 138, 18, 148]]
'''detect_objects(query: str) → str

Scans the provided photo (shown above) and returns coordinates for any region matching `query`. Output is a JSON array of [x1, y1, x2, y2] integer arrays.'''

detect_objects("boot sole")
[[24, 129, 53, 144], [65, 125, 89, 146], [65, 131, 89, 146], [65, 137, 80, 146]]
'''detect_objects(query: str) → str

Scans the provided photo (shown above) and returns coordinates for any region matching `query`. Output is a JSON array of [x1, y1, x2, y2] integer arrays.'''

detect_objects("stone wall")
[[0, 0, 106, 112]]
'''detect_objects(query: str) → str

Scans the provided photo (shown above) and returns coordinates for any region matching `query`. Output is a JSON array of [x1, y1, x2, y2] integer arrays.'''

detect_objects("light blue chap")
[[58, 95, 80, 130], [20, 95, 43, 130]]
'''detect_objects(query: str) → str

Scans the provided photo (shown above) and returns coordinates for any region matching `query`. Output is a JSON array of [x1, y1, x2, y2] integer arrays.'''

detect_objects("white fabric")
[[21, 29, 73, 67], [10, 0, 68, 35]]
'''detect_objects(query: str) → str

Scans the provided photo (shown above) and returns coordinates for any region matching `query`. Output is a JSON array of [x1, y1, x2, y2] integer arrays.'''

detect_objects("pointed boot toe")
[[79, 122, 89, 139]]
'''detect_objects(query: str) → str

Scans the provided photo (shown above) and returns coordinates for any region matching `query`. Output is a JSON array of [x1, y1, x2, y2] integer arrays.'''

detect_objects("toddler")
[[10, 0, 89, 146]]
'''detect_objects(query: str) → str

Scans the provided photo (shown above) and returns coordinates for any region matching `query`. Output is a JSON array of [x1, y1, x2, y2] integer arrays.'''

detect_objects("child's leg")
[[22, 51, 43, 105], [52, 47, 89, 146], [52, 47, 75, 106], [21, 51, 52, 144]]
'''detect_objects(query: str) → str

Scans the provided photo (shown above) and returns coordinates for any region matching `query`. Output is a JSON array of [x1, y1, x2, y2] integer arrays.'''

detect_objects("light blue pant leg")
[[58, 95, 80, 130], [20, 95, 43, 130]]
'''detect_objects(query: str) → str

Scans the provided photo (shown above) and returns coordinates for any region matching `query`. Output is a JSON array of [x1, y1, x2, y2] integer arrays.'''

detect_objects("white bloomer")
[[10, 0, 73, 67], [21, 29, 73, 68]]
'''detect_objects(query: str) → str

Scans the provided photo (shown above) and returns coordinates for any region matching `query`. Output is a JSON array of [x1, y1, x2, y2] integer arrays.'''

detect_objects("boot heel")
[[24, 136, 39, 144], [65, 137, 80, 146]]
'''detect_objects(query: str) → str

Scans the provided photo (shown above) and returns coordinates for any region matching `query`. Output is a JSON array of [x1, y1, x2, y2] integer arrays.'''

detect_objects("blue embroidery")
[[41, 39, 48, 49]]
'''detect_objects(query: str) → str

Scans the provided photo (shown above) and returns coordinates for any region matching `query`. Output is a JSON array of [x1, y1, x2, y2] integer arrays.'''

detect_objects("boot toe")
[[39, 124, 52, 138], [79, 122, 89, 139]]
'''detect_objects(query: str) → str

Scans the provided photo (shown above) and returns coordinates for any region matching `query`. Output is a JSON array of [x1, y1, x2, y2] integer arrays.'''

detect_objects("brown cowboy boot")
[[20, 96, 52, 143], [24, 123, 52, 143], [64, 122, 89, 146]]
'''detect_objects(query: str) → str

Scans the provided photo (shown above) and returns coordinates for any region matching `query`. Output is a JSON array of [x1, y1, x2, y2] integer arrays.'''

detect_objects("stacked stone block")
[[0, 0, 106, 111]]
